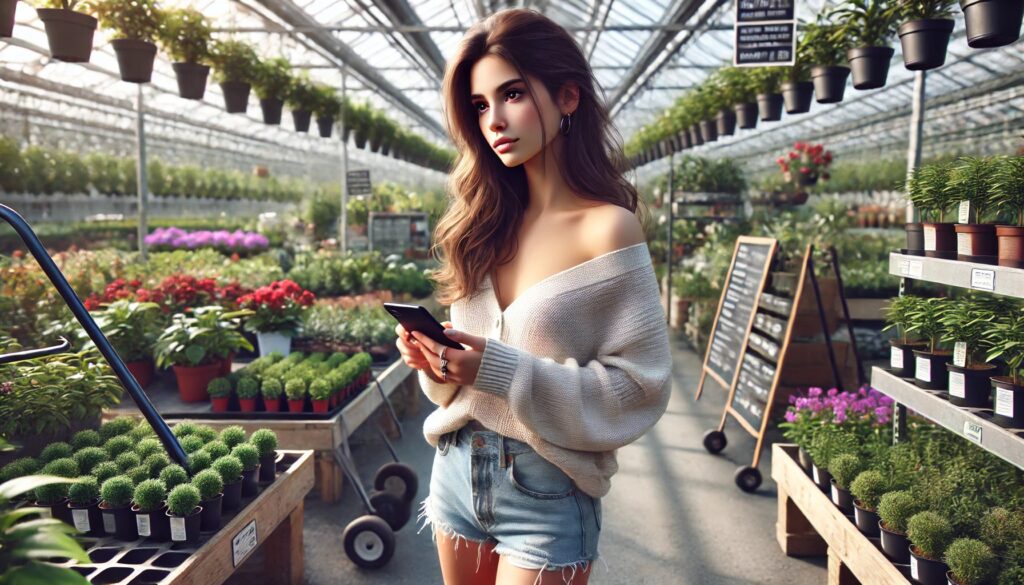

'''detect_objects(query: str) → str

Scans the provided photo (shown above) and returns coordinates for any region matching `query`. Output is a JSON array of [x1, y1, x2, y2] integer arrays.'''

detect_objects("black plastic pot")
[[200, 494, 223, 532], [260, 98, 284, 125], [946, 363, 998, 407], [781, 82, 814, 114], [132, 503, 170, 541], [848, 47, 895, 90], [100, 502, 138, 541], [689, 124, 704, 146], [899, 19, 955, 71], [36, 8, 96, 63], [678, 131, 692, 150], [715, 109, 737, 136], [853, 501, 881, 537], [734, 102, 758, 129], [167, 507, 202, 544], [962, 0, 1024, 48], [910, 546, 949, 585], [913, 350, 952, 390], [111, 39, 157, 84], [37, 497, 72, 526], [68, 500, 105, 537], [811, 464, 832, 492], [879, 521, 911, 564], [241, 466, 260, 497], [757, 93, 784, 122], [889, 340, 926, 378], [1, 0, 16, 37], [354, 130, 368, 149], [172, 63, 210, 100], [317, 116, 334, 138], [220, 81, 251, 114], [259, 452, 277, 483], [811, 66, 850, 104], [222, 479, 243, 511], [829, 479, 854, 514], [991, 377, 1024, 428], [906, 223, 925, 256], [797, 447, 813, 475], [699, 119, 718, 143], [292, 110, 312, 133]]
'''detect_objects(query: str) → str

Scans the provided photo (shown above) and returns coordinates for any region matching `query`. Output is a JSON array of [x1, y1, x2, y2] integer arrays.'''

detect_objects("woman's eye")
[[505, 89, 522, 100], [474, 102, 487, 112]]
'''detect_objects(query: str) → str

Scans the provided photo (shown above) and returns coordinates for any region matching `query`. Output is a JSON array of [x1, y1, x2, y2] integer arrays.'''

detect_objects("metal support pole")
[[339, 66, 350, 254], [665, 151, 675, 327], [135, 85, 149, 261], [905, 70, 926, 224]]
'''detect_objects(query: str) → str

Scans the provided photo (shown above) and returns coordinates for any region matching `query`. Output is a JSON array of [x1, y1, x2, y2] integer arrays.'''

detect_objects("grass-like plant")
[[899, 0, 958, 20], [906, 161, 956, 222], [133, 478, 166, 512], [906, 296, 951, 353], [829, 0, 900, 47], [877, 490, 921, 534], [167, 484, 201, 517], [236, 377, 260, 400], [192, 469, 224, 501], [70, 429, 102, 451], [134, 438, 163, 460], [100, 475, 135, 508], [946, 156, 998, 223], [945, 538, 998, 585], [39, 442, 72, 463], [231, 444, 259, 471], [908, 510, 954, 560], [985, 308, 1024, 385], [72, 447, 107, 475], [249, 429, 278, 458], [219, 426, 246, 449], [850, 469, 888, 511], [188, 450, 212, 474], [103, 435, 134, 459], [828, 453, 863, 490], [207, 377, 231, 399], [989, 155, 1024, 227], [212, 455, 243, 484], [115, 451, 141, 472], [93, 461, 121, 484], [68, 476, 100, 506], [160, 464, 189, 490]]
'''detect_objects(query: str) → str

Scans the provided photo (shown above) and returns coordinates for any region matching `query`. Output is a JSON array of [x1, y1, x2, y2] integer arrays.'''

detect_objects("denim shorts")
[[417, 423, 602, 580]]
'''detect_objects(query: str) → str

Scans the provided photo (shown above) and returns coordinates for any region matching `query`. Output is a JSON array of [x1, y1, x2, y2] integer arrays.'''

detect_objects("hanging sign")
[[734, 0, 797, 66], [346, 170, 372, 196]]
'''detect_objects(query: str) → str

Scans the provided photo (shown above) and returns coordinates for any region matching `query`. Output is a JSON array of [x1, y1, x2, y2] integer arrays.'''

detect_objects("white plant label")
[[72, 509, 91, 533], [103, 512, 115, 534], [911, 555, 920, 580], [958, 200, 971, 224], [136, 514, 151, 537], [37, 507, 51, 519], [915, 356, 931, 383], [812, 466, 821, 484], [963, 421, 983, 445], [957, 232, 973, 257], [170, 516, 187, 542], [949, 372, 966, 398], [891, 346, 904, 369], [831, 484, 839, 503], [953, 342, 968, 368], [970, 269, 995, 291], [996, 388, 1015, 418], [924, 227, 936, 251], [232, 520, 258, 567]]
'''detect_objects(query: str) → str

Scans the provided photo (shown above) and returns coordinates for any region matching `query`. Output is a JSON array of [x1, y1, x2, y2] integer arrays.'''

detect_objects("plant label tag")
[[970, 269, 994, 291], [891, 346, 904, 369], [911, 555, 919, 580], [958, 200, 971, 224], [37, 507, 51, 519], [963, 421, 983, 445], [924, 226, 936, 251], [170, 516, 187, 542], [996, 388, 1015, 418], [812, 466, 821, 484], [831, 484, 839, 502], [953, 342, 967, 368], [103, 512, 115, 534], [915, 356, 931, 383], [72, 509, 91, 533], [232, 520, 258, 567], [957, 232, 973, 257], [137, 514, 151, 537], [949, 372, 966, 398]]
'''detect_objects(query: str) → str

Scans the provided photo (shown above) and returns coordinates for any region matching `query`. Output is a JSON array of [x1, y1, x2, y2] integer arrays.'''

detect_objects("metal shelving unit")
[[888, 252, 1024, 297]]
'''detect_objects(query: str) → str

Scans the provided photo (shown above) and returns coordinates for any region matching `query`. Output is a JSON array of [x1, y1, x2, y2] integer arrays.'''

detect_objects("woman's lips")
[[495, 139, 517, 153]]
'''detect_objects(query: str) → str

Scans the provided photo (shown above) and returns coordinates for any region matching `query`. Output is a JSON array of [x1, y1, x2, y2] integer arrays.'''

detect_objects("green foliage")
[[100, 475, 135, 507], [990, 155, 1024, 226], [92, 461, 120, 484], [203, 440, 230, 461], [180, 435, 205, 455], [999, 567, 1024, 585], [90, 0, 162, 42], [985, 307, 1024, 385], [172, 422, 198, 438], [159, 8, 211, 64], [132, 478, 166, 512], [72, 447, 107, 475], [86, 300, 162, 363], [68, 476, 100, 505], [828, 0, 900, 47], [801, 19, 849, 67], [253, 57, 292, 101], [219, 426, 246, 449], [167, 484, 200, 517], [236, 377, 260, 399], [193, 425, 218, 444], [126, 465, 150, 486], [877, 490, 921, 534], [899, 0, 958, 20], [940, 294, 1012, 368], [249, 429, 278, 458], [907, 296, 951, 353], [261, 378, 283, 400], [207, 377, 232, 399], [906, 161, 957, 222], [159, 464, 189, 490], [908, 510, 955, 560], [944, 538, 998, 585], [0, 458, 40, 483], [114, 451, 141, 472], [947, 156, 998, 222], [134, 438, 163, 461], [153, 306, 253, 368], [39, 442, 73, 463], [231, 444, 260, 471], [100, 417, 137, 441], [104, 435, 134, 459], [750, 67, 785, 95], [188, 450, 212, 474], [883, 294, 923, 345], [209, 40, 259, 83], [284, 377, 307, 401], [191, 469, 223, 501], [850, 470, 888, 511], [286, 76, 319, 112], [212, 455, 243, 484], [979, 507, 1024, 554], [144, 453, 170, 478], [828, 454, 863, 490], [70, 429, 102, 451], [808, 426, 859, 470], [309, 378, 331, 401]]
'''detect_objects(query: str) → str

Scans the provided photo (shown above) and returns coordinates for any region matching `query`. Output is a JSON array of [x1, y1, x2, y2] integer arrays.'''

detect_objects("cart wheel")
[[702, 430, 727, 454], [343, 515, 395, 569], [373, 462, 419, 503], [734, 466, 762, 493], [369, 490, 411, 531]]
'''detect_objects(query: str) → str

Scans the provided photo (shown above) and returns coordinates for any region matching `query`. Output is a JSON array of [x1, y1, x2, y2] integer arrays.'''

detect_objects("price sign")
[[970, 269, 995, 291], [734, 1, 796, 66]]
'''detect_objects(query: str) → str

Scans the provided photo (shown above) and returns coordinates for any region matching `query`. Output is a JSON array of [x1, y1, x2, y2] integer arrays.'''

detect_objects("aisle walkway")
[[302, 336, 826, 584]]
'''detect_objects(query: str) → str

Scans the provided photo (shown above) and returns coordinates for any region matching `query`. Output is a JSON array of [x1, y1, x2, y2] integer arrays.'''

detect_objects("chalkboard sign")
[[734, 0, 796, 67], [346, 170, 372, 196]]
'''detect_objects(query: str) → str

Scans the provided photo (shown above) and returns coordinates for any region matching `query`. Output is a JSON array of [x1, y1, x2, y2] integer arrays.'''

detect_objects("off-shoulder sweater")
[[417, 242, 673, 498]]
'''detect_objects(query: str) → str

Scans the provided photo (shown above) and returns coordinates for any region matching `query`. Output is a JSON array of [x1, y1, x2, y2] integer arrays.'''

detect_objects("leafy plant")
[[127, 465, 150, 485], [34, 458, 78, 504], [829, 453, 863, 490], [249, 429, 278, 458], [68, 476, 99, 506], [159, 464, 189, 490], [230, 444, 259, 471], [144, 453, 169, 478], [172, 422, 198, 438], [286, 76, 318, 112], [979, 507, 1024, 554], [219, 426, 246, 449], [0, 458, 41, 483], [990, 155, 1024, 227], [945, 538, 998, 585], [877, 490, 921, 534], [899, 0, 958, 20], [180, 436, 205, 455], [850, 469, 888, 511], [208, 40, 259, 84], [985, 307, 1024, 385], [237, 280, 315, 336], [907, 296, 951, 353], [167, 484, 200, 517], [312, 84, 341, 120], [235, 377, 258, 400], [884, 294, 923, 345], [159, 8, 211, 64], [92, 461, 120, 484], [132, 478, 165, 512], [70, 429, 101, 451], [72, 447, 107, 475], [906, 162, 957, 222], [89, 0, 162, 42], [153, 305, 253, 368], [100, 475, 135, 507], [261, 378, 283, 400], [946, 156, 998, 223], [940, 294, 1012, 368], [193, 425, 218, 444], [801, 19, 850, 67], [808, 425, 859, 469], [207, 377, 231, 399], [284, 378, 306, 401], [309, 378, 331, 401], [191, 469, 223, 501], [83, 300, 161, 363], [114, 451, 141, 472], [829, 0, 900, 47], [908, 510, 954, 560], [211, 455, 243, 484], [750, 67, 785, 95], [252, 57, 292, 101]]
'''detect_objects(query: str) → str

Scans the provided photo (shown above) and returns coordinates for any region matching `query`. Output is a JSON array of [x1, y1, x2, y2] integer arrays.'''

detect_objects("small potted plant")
[[715, 67, 757, 130], [827, 453, 861, 515], [253, 57, 291, 126], [237, 280, 315, 358], [88, 300, 161, 388], [348, 102, 371, 148], [947, 156, 998, 262], [211, 455, 244, 511], [984, 308, 1024, 428], [908, 297, 953, 390], [897, 0, 957, 71], [231, 443, 261, 497], [906, 162, 957, 258], [67, 476, 105, 537], [850, 469, 887, 537], [203, 440, 230, 461], [287, 76, 317, 133], [236, 377, 260, 413], [72, 447, 107, 476], [807, 426, 857, 491], [878, 490, 921, 564], [830, 0, 901, 90], [249, 429, 278, 483], [159, 8, 211, 100], [989, 155, 1024, 268], [32, 457, 77, 525], [132, 478, 169, 541], [313, 85, 340, 139], [209, 39, 259, 114], [220, 426, 246, 449], [192, 468, 223, 532], [90, 0, 162, 83], [944, 538, 998, 585], [961, 0, 1024, 48], [310, 378, 331, 413], [261, 378, 283, 413], [166, 484, 202, 544], [100, 475, 138, 541], [40, 442, 73, 464], [940, 294, 1007, 407], [782, 34, 815, 114], [907, 511, 953, 585], [285, 377, 307, 413], [188, 451, 211, 474], [803, 19, 852, 104], [35, 0, 97, 63], [750, 67, 785, 122], [207, 377, 231, 413]]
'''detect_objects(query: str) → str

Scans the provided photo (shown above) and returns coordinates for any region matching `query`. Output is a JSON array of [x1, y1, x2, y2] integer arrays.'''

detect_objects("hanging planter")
[[260, 98, 284, 125], [688, 124, 704, 146], [292, 110, 312, 133], [220, 81, 251, 114], [36, 6, 97, 63], [171, 63, 210, 100], [847, 47, 895, 90], [898, 19, 955, 71], [317, 116, 334, 138], [678, 130, 692, 150], [781, 82, 814, 114], [209, 40, 259, 114], [811, 66, 850, 104], [111, 39, 157, 83], [715, 109, 736, 136], [160, 8, 212, 100], [92, 0, 161, 83], [756, 93, 783, 122], [734, 102, 758, 129], [698, 119, 718, 143], [1, 0, 16, 37], [961, 0, 1024, 48]]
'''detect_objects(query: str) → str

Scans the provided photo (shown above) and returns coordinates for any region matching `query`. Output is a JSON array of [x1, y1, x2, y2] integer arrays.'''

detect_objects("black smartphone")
[[383, 303, 464, 350]]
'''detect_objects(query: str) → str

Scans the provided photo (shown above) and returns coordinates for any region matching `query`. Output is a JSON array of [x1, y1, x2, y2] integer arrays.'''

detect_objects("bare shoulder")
[[581, 203, 645, 256]]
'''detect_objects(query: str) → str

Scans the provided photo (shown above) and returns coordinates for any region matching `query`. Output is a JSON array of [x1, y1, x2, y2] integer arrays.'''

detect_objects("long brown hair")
[[431, 8, 644, 305]]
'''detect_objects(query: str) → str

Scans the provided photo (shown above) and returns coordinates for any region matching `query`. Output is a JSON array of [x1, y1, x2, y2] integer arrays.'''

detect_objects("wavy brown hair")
[[430, 8, 645, 305]]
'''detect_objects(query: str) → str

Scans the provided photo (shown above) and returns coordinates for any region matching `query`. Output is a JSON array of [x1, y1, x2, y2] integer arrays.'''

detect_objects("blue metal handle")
[[0, 336, 72, 365], [0, 203, 189, 470]]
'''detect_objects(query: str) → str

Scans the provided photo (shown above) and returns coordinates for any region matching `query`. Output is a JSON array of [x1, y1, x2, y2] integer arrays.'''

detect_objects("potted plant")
[[32, 457, 77, 525], [35, 0, 97, 63], [906, 162, 958, 258], [989, 155, 1024, 268], [310, 378, 331, 413], [827, 453, 862, 515], [131, 478, 169, 541], [984, 309, 1024, 428], [207, 377, 231, 413], [261, 378, 283, 413], [159, 8, 211, 100], [286, 76, 317, 133], [67, 476, 105, 537], [961, 0, 1024, 48], [830, 0, 901, 90], [944, 538, 998, 585], [898, 0, 957, 71], [90, 0, 162, 83], [191, 468, 223, 532], [752, 67, 785, 122], [166, 484, 201, 544], [209, 40, 259, 114], [908, 296, 953, 390], [907, 511, 953, 585], [807, 426, 857, 491], [87, 300, 161, 388], [782, 34, 815, 114], [231, 443, 260, 497], [803, 19, 852, 104], [253, 57, 291, 126], [249, 429, 278, 483], [154, 306, 253, 403], [113, 451, 140, 473], [237, 280, 315, 358], [940, 294, 1007, 407], [160, 465, 188, 491], [99, 475, 137, 541], [315, 89, 341, 139], [348, 102, 371, 148], [692, 88, 719, 143], [203, 440, 229, 462], [211, 455, 243, 511], [220, 426, 246, 449], [716, 67, 758, 130], [234, 377, 258, 413], [947, 156, 998, 262], [850, 469, 887, 537], [285, 377, 306, 413], [878, 490, 921, 564]]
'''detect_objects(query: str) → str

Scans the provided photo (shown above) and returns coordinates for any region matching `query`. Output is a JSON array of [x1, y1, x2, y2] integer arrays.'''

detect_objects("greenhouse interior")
[[1, 0, 1024, 584]]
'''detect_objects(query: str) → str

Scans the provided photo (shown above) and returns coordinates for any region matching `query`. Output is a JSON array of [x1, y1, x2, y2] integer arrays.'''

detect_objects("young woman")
[[395, 8, 673, 585]]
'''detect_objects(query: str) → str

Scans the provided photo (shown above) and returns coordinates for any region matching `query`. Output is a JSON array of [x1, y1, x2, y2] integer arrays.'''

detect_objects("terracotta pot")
[[317, 116, 334, 138], [263, 397, 281, 412], [913, 350, 952, 390], [961, 0, 1024, 48], [36, 8, 96, 63], [292, 109, 312, 133], [899, 19, 955, 71], [287, 399, 304, 413], [995, 225, 1024, 267], [699, 119, 718, 143], [171, 62, 209, 100], [125, 359, 154, 388], [946, 363, 998, 407], [238, 398, 257, 412], [906, 222, 926, 255], [313, 399, 329, 413], [715, 109, 736, 136], [910, 545, 949, 585], [260, 98, 284, 125], [954, 223, 997, 262], [734, 102, 758, 129], [811, 65, 850, 104], [922, 222, 956, 259], [211, 397, 230, 412], [111, 39, 157, 83], [781, 81, 814, 114], [853, 501, 880, 537], [756, 93, 783, 122], [848, 46, 895, 90], [1, 0, 16, 37], [172, 362, 221, 403], [879, 521, 911, 564], [991, 376, 1024, 428], [167, 507, 202, 544], [220, 81, 251, 114]]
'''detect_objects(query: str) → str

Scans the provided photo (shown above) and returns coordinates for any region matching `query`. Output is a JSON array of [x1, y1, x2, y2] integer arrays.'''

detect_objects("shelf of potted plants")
[[887, 252, 1024, 298]]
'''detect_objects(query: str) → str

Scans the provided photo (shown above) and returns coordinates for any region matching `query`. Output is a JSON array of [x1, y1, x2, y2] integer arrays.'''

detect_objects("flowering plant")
[[237, 280, 315, 336], [144, 227, 270, 255], [154, 306, 254, 368], [83, 275, 251, 315], [775, 142, 834, 190], [780, 385, 895, 450]]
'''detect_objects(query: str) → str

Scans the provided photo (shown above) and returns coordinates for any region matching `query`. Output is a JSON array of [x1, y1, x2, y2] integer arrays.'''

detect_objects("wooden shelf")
[[870, 367, 1024, 470], [888, 252, 1024, 299]]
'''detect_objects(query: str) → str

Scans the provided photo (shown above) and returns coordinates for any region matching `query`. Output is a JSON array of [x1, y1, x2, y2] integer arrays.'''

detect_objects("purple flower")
[[785, 411, 797, 423], [833, 408, 847, 424], [0, 381, 12, 395], [808, 387, 823, 398]]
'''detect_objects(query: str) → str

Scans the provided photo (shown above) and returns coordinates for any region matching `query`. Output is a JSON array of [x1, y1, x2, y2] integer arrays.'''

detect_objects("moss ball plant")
[[261, 378, 283, 400], [219, 426, 246, 449], [133, 479, 166, 512], [945, 538, 998, 585], [127, 465, 151, 485], [104, 435, 134, 458], [101, 476, 135, 508], [193, 425, 218, 443], [35, 458, 77, 504], [188, 450, 212, 474], [73, 447, 107, 475], [70, 429, 102, 450], [68, 476, 100, 505], [207, 377, 232, 399], [144, 453, 170, 477], [135, 438, 163, 460], [908, 511, 954, 560], [0, 457, 40, 482], [877, 490, 921, 534], [236, 377, 259, 399], [211, 455, 243, 484], [203, 440, 230, 460], [39, 442, 73, 463], [850, 470, 887, 511], [309, 379, 331, 401], [249, 429, 278, 458], [284, 378, 306, 401], [128, 423, 155, 442], [167, 484, 201, 517], [44, 457, 79, 478], [115, 451, 141, 471], [181, 435, 205, 454], [192, 469, 224, 501], [100, 417, 137, 441], [231, 444, 259, 471], [160, 464, 189, 490], [979, 507, 1024, 553], [828, 454, 862, 490], [172, 422, 198, 438], [93, 461, 121, 484]]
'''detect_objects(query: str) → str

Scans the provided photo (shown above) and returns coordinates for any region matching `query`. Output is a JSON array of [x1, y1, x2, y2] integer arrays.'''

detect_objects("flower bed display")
[[236, 280, 315, 358], [144, 227, 270, 256]]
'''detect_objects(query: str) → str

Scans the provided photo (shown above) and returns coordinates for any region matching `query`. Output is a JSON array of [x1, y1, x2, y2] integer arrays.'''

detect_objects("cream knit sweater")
[[418, 242, 673, 498]]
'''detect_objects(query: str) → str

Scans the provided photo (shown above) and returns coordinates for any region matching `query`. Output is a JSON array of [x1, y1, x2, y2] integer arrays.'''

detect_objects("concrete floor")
[[302, 336, 827, 584]]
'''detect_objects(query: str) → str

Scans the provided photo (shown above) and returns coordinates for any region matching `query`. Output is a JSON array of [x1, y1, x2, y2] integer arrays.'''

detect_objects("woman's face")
[[469, 54, 562, 167]]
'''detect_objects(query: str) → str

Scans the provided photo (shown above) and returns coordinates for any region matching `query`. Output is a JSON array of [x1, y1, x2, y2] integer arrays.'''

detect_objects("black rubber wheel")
[[702, 430, 727, 454], [343, 514, 395, 569], [734, 466, 762, 493], [373, 462, 419, 503], [369, 490, 411, 531]]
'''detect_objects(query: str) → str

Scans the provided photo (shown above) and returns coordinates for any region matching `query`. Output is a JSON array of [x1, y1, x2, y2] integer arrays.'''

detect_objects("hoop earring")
[[560, 113, 572, 136]]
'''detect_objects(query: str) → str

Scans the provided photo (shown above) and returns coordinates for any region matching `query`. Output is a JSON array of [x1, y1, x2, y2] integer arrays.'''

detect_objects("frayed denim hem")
[[501, 553, 607, 585], [417, 496, 497, 574]]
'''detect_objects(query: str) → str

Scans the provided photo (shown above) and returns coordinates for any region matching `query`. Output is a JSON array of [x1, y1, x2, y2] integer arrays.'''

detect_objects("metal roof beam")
[[210, 23, 734, 33], [360, 0, 447, 81]]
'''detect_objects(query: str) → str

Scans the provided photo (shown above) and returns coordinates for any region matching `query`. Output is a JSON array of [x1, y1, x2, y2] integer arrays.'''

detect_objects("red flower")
[[789, 152, 798, 160], [800, 166, 811, 175]]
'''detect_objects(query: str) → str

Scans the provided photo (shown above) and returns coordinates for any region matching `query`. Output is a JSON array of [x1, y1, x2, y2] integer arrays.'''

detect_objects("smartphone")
[[383, 303, 464, 350]]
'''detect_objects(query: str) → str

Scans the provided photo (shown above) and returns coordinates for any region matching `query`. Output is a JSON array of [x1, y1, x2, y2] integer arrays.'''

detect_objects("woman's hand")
[[405, 325, 487, 386]]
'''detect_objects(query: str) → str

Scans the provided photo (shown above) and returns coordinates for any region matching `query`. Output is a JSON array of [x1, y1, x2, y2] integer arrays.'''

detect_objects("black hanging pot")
[[172, 63, 210, 100], [734, 102, 758, 129], [111, 39, 157, 84], [354, 130, 368, 149], [292, 109, 312, 133], [260, 98, 284, 125], [781, 82, 814, 114], [848, 46, 895, 90], [222, 479, 243, 511], [1, 0, 16, 37], [689, 124, 704, 146], [241, 466, 260, 497], [678, 130, 692, 150], [699, 119, 718, 143], [317, 116, 334, 138], [811, 66, 850, 104], [199, 494, 223, 532], [220, 81, 251, 114], [898, 19, 955, 71], [757, 93, 784, 122], [715, 109, 736, 136], [36, 8, 96, 63], [961, 0, 1024, 48]]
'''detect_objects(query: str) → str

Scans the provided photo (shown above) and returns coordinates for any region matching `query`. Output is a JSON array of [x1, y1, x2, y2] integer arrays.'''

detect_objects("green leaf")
[[8, 530, 90, 564], [0, 561, 90, 585], [0, 475, 77, 500], [184, 345, 206, 364]]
